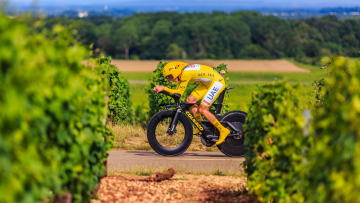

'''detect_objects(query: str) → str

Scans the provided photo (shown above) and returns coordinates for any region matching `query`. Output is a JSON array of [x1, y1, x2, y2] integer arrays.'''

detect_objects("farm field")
[[114, 59, 310, 72], [131, 83, 313, 111], [128, 60, 322, 111], [121, 59, 325, 82]]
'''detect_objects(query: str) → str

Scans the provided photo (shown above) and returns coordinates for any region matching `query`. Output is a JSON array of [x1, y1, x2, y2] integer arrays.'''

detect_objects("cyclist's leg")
[[188, 84, 208, 134], [198, 81, 229, 145]]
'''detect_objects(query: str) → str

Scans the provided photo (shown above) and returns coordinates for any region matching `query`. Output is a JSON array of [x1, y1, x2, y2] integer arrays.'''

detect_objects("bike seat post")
[[214, 90, 225, 115]]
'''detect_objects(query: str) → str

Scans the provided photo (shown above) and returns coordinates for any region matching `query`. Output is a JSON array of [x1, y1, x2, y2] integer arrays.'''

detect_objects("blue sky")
[[8, 0, 360, 9]]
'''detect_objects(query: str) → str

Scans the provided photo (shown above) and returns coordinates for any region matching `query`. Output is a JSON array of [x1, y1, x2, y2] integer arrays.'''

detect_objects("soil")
[[91, 173, 256, 203], [107, 59, 310, 73]]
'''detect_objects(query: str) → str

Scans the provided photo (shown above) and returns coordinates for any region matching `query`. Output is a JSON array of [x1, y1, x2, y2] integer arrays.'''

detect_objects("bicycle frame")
[[166, 103, 215, 141], [159, 87, 237, 142]]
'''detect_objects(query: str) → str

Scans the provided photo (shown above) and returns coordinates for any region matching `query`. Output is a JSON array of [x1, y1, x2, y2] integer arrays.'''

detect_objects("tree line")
[[41, 11, 360, 62]]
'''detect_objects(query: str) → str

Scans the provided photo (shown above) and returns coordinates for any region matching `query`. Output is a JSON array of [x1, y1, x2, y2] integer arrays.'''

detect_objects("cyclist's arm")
[[163, 76, 190, 96]]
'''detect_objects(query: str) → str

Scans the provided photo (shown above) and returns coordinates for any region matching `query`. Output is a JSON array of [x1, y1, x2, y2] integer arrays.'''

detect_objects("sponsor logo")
[[166, 66, 176, 72], [203, 100, 210, 105], [198, 73, 205, 76], [206, 86, 220, 100], [194, 91, 199, 95], [184, 64, 200, 71], [186, 112, 203, 131], [181, 80, 187, 82], [219, 79, 223, 82], [208, 73, 214, 77], [180, 86, 186, 90]]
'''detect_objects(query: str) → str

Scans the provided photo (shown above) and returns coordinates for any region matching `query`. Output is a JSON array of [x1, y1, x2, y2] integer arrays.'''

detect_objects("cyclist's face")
[[172, 77, 179, 82]]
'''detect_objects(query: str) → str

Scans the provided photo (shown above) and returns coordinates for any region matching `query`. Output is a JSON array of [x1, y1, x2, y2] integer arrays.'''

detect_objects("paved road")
[[108, 150, 245, 174]]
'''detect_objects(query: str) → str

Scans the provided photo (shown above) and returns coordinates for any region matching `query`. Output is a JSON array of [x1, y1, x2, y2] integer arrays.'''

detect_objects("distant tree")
[[72, 20, 98, 46], [212, 15, 251, 58], [150, 19, 172, 59], [252, 16, 293, 58], [115, 23, 138, 60], [303, 40, 320, 57], [189, 18, 212, 59], [34, 11, 360, 60], [293, 22, 324, 44], [97, 37, 114, 55], [342, 34, 359, 48], [323, 42, 344, 55], [238, 44, 271, 59], [306, 16, 341, 44], [166, 43, 186, 59]]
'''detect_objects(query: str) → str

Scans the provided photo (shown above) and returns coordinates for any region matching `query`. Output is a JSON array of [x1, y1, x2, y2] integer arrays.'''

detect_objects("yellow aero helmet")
[[163, 61, 188, 81]]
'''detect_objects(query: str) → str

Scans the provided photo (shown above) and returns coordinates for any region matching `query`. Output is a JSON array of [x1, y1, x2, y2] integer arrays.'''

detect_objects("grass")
[[110, 124, 152, 150], [227, 59, 325, 82], [130, 83, 314, 111], [128, 60, 324, 110], [135, 171, 151, 176], [110, 123, 220, 152], [213, 168, 226, 176], [121, 59, 325, 82], [121, 72, 153, 81], [130, 84, 149, 109], [107, 164, 245, 177]]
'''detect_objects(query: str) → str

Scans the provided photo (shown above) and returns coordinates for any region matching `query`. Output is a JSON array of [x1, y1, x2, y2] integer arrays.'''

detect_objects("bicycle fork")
[[166, 108, 182, 135]]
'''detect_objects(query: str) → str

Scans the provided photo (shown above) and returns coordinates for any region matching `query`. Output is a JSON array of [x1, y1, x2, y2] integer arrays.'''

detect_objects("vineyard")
[[1, 12, 360, 203]]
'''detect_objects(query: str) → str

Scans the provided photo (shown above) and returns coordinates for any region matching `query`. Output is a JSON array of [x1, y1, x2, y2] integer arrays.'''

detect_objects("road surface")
[[108, 150, 245, 174]]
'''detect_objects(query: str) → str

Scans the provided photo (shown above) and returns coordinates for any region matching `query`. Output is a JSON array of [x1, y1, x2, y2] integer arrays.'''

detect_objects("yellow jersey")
[[164, 64, 224, 96]]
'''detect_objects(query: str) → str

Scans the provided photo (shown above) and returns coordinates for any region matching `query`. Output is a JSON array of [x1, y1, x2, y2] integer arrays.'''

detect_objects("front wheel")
[[147, 110, 193, 156]]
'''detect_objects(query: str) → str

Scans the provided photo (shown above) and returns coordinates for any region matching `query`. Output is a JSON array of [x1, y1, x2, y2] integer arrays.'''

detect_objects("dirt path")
[[109, 59, 310, 73], [91, 173, 255, 203]]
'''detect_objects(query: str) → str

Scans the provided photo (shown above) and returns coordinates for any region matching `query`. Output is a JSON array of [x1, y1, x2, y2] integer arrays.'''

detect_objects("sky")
[[6, 0, 360, 10]]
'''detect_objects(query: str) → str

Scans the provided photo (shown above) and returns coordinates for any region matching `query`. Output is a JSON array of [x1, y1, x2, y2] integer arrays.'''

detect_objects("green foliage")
[[303, 40, 321, 57], [94, 56, 132, 124], [213, 63, 230, 114], [0, 15, 113, 202], [243, 82, 307, 202], [238, 44, 272, 59], [37, 12, 360, 60], [134, 103, 149, 129], [303, 57, 360, 203], [145, 60, 173, 117], [166, 43, 185, 59], [145, 61, 230, 118]]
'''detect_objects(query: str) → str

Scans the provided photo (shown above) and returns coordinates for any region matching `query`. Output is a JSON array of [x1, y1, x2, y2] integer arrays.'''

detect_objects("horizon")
[[7, 0, 360, 10]]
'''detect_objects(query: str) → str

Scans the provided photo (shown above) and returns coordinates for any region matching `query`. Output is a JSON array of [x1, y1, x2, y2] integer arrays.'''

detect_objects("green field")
[[122, 59, 326, 82], [130, 83, 313, 111], [128, 60, 323, 111]]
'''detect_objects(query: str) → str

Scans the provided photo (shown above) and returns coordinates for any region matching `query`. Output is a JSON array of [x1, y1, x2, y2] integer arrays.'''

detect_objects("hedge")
[[244, 57, 360, 202], [0, 14, 112, 202], [243, 82, 308, 202], [94, 56, 132, 124], [303, 57, 360, 202]]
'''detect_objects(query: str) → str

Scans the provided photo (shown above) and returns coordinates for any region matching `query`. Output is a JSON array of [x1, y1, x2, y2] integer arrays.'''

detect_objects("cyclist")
[[153, 61, 230, 145]]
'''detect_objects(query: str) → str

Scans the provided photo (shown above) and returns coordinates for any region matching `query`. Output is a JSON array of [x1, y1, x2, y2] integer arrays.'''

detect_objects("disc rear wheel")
[[216, 111, 247, 157]]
